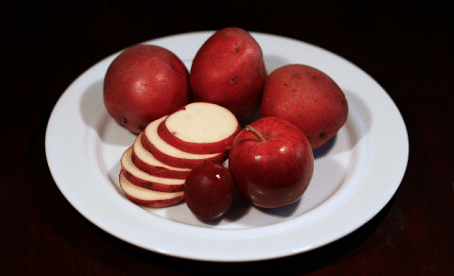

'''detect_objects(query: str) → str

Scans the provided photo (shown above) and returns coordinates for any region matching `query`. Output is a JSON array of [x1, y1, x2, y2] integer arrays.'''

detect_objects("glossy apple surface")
[[184, 162, 236, 220], [103, 44, 191, 134], [229, 116, 314, 209], [259, 64, 348, 149]]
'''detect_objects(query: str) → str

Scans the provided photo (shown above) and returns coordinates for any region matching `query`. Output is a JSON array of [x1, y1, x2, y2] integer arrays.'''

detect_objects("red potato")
[[157, 102, 241, 154], [190, 27, 267, 123], [121, 147, 185, 192], [142, 116, 228, 169], [119, 171, 184, 208], [259, 64, 348, 149], [103, 44, 191, 134], [131, 133, 191, 179]]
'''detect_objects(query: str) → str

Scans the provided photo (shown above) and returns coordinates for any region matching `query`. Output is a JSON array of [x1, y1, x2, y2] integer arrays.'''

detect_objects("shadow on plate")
[[343, 89, 373, 148], [79, 79, 135, 147], [313, 135, 337, 159], [264, 54, 289, 74], [79, 79, 104, 129], [313, 89, 372, 158], [195, 189, 253, 226], [255, 198, 301, 218]]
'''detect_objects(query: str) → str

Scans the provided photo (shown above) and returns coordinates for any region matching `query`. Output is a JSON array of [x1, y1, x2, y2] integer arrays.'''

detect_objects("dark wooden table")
[[3, 1, 453, 275]]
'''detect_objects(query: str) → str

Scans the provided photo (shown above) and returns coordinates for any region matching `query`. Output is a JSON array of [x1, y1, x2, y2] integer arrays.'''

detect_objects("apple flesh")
[[121, 147, 185, 192], [190, 27, 267, 123], [259, 64, 348, 149], [142, 115, 228, 169], [157, 102, 241, 154], [184, 162, 236, 220], [131, 133, 191, 179], [229, 116, 314, 209], [119, 171, 184, 208], [103, 44, 191, 134]]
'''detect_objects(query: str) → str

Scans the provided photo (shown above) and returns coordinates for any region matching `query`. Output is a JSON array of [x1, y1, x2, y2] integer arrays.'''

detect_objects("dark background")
[[2, 1, 453, 275]]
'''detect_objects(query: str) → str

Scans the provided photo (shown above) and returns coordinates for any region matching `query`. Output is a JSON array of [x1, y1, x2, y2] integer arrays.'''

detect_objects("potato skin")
[[259, 64, 348, 149], [190, 27, 267, 123], [103, 44, 191, 134]]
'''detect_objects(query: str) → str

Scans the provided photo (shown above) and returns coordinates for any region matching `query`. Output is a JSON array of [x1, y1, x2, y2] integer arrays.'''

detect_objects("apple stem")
[[245, 125, 267, 142]]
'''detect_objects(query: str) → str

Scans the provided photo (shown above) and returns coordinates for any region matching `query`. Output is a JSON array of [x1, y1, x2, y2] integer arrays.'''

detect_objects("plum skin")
[[184, 162, 235, 220]]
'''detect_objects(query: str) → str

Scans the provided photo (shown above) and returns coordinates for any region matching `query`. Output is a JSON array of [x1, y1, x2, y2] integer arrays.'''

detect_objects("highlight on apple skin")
[[228, 116, 314, 209], [106, 29, 347, 217], [184, 162, 236, 220]]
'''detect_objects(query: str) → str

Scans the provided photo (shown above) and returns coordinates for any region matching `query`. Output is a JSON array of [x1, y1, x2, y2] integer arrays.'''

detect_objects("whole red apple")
[[184, 162, 236, 220], [103, 44, 191, 134], [229, 117, 314, 209]]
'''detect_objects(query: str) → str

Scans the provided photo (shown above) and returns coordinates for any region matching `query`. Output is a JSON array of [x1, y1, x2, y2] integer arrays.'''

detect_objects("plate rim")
[[45, 30, 409, 262]]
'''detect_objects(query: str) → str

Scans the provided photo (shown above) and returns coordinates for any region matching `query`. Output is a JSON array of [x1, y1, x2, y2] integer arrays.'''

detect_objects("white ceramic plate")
[[45, 31, 409, 262]]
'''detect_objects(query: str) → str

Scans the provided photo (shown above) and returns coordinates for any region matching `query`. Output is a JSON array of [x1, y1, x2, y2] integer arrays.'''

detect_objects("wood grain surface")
[[2, 1, 453, 275]]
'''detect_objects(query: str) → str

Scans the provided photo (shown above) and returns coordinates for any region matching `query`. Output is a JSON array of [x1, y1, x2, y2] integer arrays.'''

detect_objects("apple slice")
[[131, 133, 191, 179], [142, 116, 228, 168], [157, 102, 241, 154], [119, 171, 184, 208], [121, 147, 185, 192]]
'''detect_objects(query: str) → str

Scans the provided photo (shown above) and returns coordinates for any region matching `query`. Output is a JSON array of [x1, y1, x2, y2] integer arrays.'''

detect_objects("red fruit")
[[229, 116, 314, 209], [184, 162, 236, 220]]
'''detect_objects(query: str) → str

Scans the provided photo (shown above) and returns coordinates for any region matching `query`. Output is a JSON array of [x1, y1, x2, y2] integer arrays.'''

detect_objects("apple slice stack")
[[119, 102, 241, 208]]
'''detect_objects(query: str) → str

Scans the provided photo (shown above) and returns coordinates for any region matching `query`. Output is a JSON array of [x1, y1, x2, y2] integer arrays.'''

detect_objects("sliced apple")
[[121, 147, 185, 192], [131, 133, 191, 179], [157, 102, 241, 154], [142, 116, 228, 169], [119, 171, 184, 208]]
